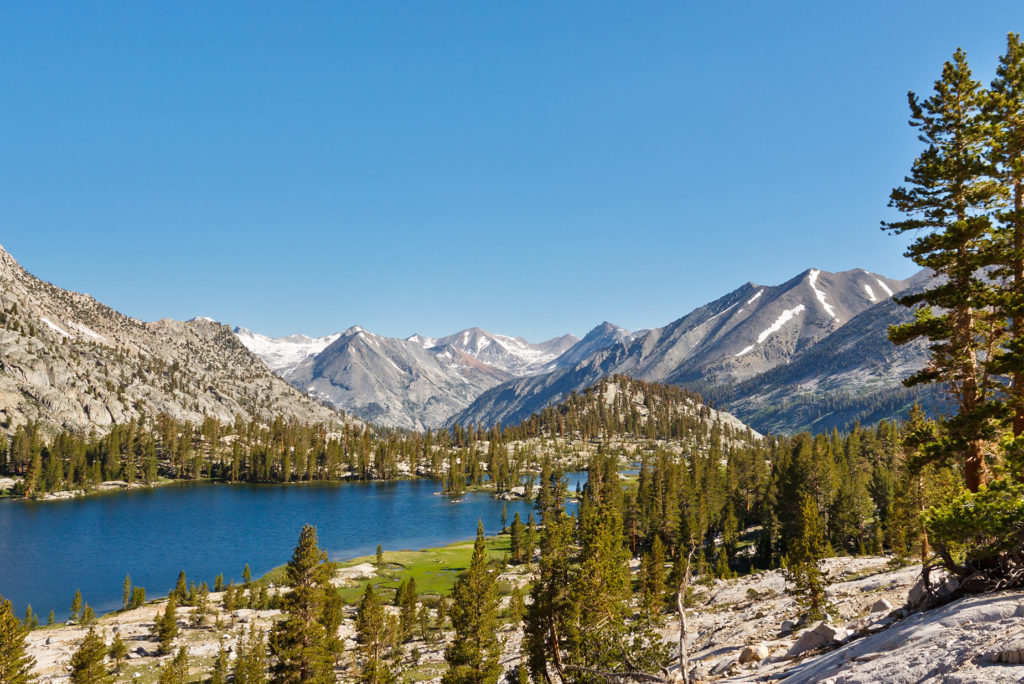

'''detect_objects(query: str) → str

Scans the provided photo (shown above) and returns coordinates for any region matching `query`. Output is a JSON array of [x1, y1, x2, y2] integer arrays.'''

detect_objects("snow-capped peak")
[[234, 326, 343, 373]]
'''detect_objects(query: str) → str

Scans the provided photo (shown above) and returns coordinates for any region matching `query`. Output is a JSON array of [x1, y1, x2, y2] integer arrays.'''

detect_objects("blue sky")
[[1, 2, 1021, 340]]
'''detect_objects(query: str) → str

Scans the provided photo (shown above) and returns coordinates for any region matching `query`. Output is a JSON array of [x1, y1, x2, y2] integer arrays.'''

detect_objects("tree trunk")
[[677, 543, 696, 684], [1014, 179, 1024, 437]]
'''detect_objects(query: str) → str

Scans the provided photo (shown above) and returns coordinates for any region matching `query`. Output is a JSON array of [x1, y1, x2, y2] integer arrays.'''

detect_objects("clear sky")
[[1, 2, 1021, 340]]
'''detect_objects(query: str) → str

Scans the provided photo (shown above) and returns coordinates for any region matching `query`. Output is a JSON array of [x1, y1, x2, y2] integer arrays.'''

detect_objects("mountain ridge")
[[450, 267, 927, 433], [0, 243, 347, 434]]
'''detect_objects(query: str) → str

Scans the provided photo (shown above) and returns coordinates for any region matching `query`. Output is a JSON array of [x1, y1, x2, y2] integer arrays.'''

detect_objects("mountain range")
[[236, 266, 935, 434], [0, 239, 936, 436], [0, 244, 346, 434], [234, 325, 580, 430]]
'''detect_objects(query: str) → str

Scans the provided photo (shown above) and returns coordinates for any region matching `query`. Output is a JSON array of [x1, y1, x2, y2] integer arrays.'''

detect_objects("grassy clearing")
[[261, 533, 521, 604], [338, 533, 517, 603]]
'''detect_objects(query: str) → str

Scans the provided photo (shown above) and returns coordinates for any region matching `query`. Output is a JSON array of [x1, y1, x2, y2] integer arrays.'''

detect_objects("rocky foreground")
[[23, 556, 1024, 683]]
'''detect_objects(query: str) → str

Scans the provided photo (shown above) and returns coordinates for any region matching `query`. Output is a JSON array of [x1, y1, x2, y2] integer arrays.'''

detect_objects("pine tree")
[[268, 524, 342, 683], [988, 32, 1024, 439], [108, 633, 127, 673], [80, 604, 95, 626], [234, 629, 268, 684], [23, 605, 37, 630], [508, 586, 525, 625], [210, 642, 229, 684], [524, 513, 536, 565], [69, 627, 110, 684], [376, 544, 384, 568], [398, 578, 418, 642], [174, 571, 187, 602], [509, 512, 524, 563], [443, 521, 502, 684], [157, 646, 188, 684], [355, 585, 396, 684], [566, 471, 634, 676], [0, 596, 35, 683], [155, 595, 179, 654], [70, 590, 81, 623], [122, 574, 132, 611], [883, 47, 1003, 493], [784, 494, 829, 621], [524, 480, 574, 682]]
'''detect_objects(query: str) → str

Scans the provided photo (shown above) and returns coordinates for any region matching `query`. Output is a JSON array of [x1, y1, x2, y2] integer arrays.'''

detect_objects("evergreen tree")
[[355, 585, 396, 684], [269, 524, 342, 683], [883, 47, 1003, 493], [155, 595, 179, 654], [234, 629, 268, 684], [443, 521, 502, 684], [108, 633, 128, 673], [988, 32, 1024, 438], [0, 596, 35, 683], [70, 590, 81, 623], [524, 513, 536, 565], [122, 574, 132, 611], [784, 494, 829, 621], [69, 628, 110, 684], [524, 490, 574, 683], [565, 464, 638, 678], [509, 512, 524, 563], [210, 642, 229, 684], [174, 571, 187, 602], [80, 604, 95, 626], [22, 605, 37, 631], [157, 646, 188, 684], [398, 578, 418, 642]]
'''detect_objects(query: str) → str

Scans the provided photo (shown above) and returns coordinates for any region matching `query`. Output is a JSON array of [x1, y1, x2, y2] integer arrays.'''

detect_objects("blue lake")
[[0, 476, 582, 621]]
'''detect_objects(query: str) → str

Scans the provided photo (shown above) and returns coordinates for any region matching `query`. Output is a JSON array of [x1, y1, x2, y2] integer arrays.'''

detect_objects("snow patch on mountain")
[[875, 278, 895, 298], [234, 327, 343, 373], [40, 317, 68, 337], [746, 290, 763, 305], [69, 321, 107, 342], [808, 269, 839, 322], [864, 283, 877, 302], [757, 304, 806, 345]]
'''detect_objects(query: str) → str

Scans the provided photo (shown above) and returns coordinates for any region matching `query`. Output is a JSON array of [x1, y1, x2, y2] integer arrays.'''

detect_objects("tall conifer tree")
[[269, 524, 342, 683], [443, 521, 502, 684], [0, 596, 35, 683], [883, 47, 1002, 492]]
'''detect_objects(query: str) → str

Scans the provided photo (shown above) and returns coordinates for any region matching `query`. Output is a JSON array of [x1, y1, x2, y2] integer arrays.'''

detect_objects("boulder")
[[985, 639, 1024, 664], [907, 577, 930, 606], [786, 622, 848, 658], [780, 619, 797, 634], [739, 644, 769, 663], [710, 655, 736, 675], [870, 598, 893, 614]]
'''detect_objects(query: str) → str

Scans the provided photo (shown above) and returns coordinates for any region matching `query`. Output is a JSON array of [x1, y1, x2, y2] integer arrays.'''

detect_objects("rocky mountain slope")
[[708, 269, 944, 433], [451, 268, 929, 433], [237, 324, 584, 430], [0, 244, 345, 435], [277, 326, 515, 430]]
